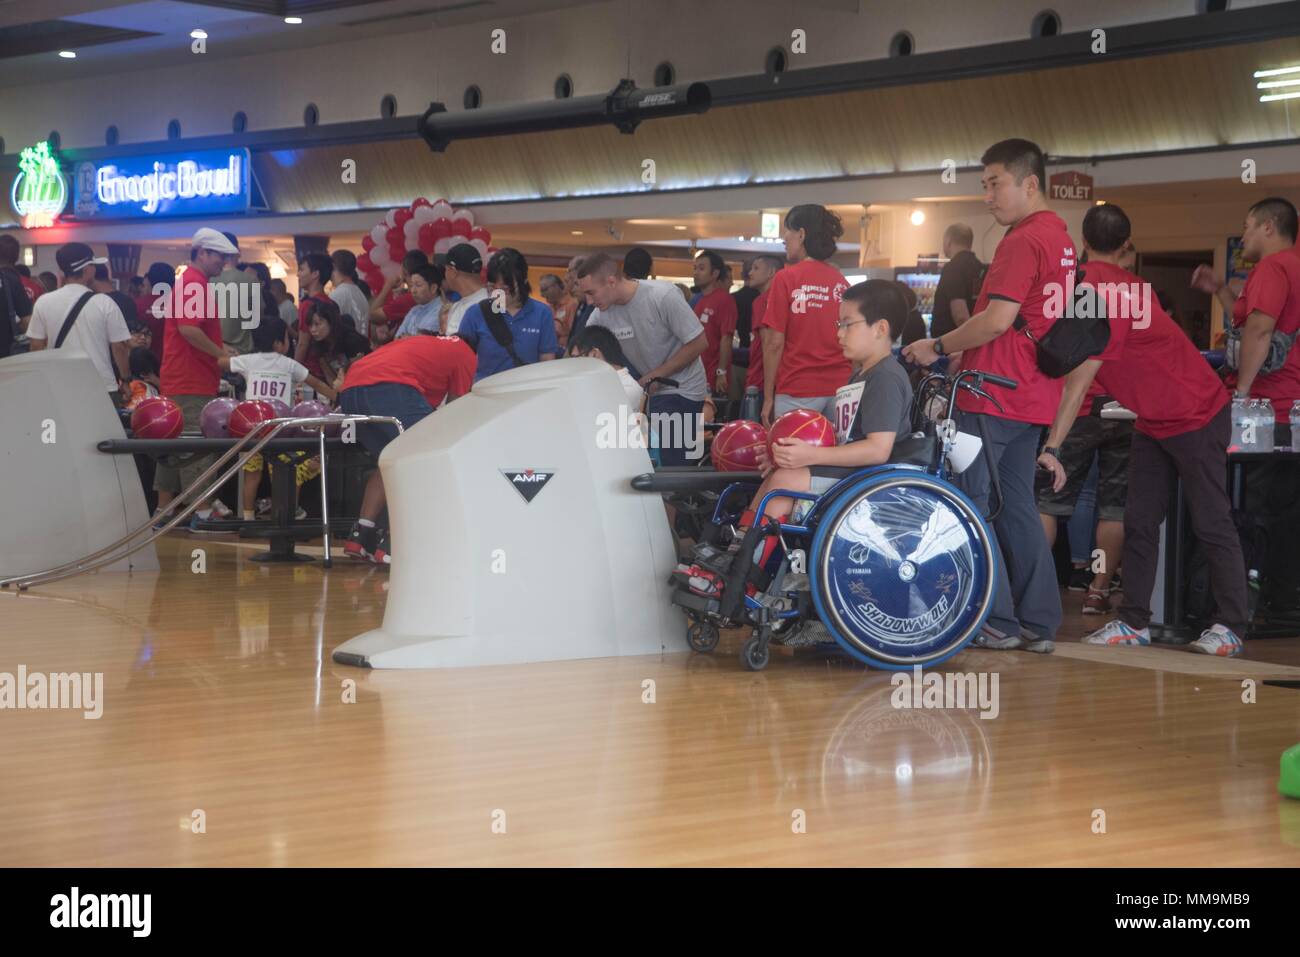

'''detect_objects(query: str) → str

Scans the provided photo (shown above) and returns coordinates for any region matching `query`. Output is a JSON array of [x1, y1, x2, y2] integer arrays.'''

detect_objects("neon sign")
[[72, 148, 250, 219], [10, 141, 68, 227]]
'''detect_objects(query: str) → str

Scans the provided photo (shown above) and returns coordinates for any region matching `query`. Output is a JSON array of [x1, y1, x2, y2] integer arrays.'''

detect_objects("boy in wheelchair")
[[674, 280, 915, 620]]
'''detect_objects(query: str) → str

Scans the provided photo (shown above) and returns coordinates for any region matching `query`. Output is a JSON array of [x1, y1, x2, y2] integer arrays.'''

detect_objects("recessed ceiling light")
[[1095, 199, 1105, 206], [674, 225, 687, 230], [571, 230, 584, 236], [910, 209, 926, 226], [284, 16, 303, 25], [190, 29, 207, 39], [58, 50, 76, 59]]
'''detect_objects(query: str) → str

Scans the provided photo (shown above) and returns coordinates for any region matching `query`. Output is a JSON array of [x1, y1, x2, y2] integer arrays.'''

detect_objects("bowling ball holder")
[[647, 369, 1017, 671]]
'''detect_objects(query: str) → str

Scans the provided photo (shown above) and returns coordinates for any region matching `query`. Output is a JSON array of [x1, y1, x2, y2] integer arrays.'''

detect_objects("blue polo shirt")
[[457, 297, 560, 381]]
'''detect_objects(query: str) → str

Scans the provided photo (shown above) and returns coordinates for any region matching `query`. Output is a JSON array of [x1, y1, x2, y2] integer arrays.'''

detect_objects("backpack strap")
[[54, 291, 97, 349], [478, 299, 526, 368]]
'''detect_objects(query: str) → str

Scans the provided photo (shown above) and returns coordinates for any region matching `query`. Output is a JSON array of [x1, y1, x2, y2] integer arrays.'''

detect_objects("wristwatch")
[[934, 337, 946, 357], [1043, 445, 1061, 459], [715, 368, 727, 376]]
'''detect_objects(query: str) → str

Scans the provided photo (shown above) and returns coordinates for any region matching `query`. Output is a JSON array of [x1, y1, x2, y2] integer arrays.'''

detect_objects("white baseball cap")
[[191, 227, 239, 255]]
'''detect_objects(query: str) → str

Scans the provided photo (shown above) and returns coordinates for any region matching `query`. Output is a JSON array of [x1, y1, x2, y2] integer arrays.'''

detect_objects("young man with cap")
[[26, 242, 130, 406], [153, 228, 240, 529], [0, 235, 34, 358], [1041, 202, 1245, 656], [578, 252, 709, 466], [439, 243, 489, 336], [904, 138, 1075, 654], [213, 231, 256, 356]]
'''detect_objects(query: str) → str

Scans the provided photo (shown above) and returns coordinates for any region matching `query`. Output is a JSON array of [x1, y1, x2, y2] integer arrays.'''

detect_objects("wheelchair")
[[637, 368, 1018, 671]]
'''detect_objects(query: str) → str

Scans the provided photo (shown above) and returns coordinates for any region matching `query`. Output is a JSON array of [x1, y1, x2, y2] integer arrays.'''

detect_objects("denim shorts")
[[339, 383, 434, 458]]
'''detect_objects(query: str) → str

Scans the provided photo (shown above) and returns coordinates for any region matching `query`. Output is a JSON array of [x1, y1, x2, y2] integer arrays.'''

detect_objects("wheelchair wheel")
[[687, 620, 720, 653], [808, 470, 997, 670], [740, 636, 770, 672]]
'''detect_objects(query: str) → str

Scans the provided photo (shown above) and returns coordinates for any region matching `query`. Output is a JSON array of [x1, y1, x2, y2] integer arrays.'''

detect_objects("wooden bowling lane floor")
[[1, 535, 1299, 867]]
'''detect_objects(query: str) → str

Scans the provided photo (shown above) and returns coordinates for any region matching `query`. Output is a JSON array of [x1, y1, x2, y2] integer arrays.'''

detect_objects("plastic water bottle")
[[1290, 401, 1300, 452], [1259, 398, 1275, 451], [1231, 396, 1248, 451], [740, 386, 762, 423]]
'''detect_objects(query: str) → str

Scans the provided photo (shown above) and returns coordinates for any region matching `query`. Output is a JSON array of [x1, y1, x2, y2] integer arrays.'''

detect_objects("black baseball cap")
[[435, 243, 483, 273], [56, 242, 107, 276]]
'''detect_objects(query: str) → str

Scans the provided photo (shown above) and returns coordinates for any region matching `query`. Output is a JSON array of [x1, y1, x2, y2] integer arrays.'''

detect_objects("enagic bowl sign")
[[72, 148, 250, 219], [1048, 170, 1093, 202]]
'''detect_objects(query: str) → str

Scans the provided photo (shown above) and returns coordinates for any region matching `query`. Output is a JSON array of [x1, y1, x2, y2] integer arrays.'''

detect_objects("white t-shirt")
[[28, 283, 130, 391], [446, 287, 490, 336], [330, 283, 370, 338], [230, 352, 309, 405], [617, 367, 645, 410]]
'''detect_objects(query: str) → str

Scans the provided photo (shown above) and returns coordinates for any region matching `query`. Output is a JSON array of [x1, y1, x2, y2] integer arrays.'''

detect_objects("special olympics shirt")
[[763, 259, 850, 397], [956, 209, 1076, 424], [1086, 260, 1229, 440], [693, 286, 738, 390], [746, 288, 771, 391], [230, 352, 309, 405], [1224, 248, 1300, 422], [833, 355, 913, 444], [342, 334, 476, 408]]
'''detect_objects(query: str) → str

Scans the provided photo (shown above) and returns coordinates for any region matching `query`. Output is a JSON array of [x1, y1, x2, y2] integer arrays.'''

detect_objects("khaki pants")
[[152, 394, 216, 496]]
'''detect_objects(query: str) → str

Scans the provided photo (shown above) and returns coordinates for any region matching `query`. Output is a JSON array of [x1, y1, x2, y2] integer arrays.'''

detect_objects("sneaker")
[[209, 500, 235, 520], [1067, 566, 1093, 591], [674, 563, 724, 598], [254, 497, 272, 517], [1189, 624, 1244, 657], [188, 511, 224, 534], [294, 506, 308, 521], [344, 522, 378, 561], [1083, 619, 1151, 647], [973, 625, 1027, 650], [1082, 587, 1110, 615], [373, 530, 392, 566], [1020, 627, 1055, 654]]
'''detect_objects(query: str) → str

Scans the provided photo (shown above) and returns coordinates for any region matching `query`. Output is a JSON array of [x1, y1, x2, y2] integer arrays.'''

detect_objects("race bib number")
[[834, 380, 866, 444], [248, 374, 291, 404]]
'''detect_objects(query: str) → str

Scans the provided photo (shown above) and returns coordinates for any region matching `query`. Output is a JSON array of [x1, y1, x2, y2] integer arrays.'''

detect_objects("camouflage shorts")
[[1037, 414, 1134, 521]]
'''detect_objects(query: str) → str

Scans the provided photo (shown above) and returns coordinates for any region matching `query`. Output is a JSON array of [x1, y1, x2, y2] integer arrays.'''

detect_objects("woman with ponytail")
[[456, 247, 560, 381]]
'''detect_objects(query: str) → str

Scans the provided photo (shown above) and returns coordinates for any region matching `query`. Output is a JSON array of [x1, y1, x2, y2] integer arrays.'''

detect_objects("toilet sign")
[[1049, 171, 1093, 202]]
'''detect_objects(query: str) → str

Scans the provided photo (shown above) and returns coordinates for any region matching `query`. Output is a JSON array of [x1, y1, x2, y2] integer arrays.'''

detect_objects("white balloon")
[[370, 244, 391, 266], [431, 201, 453, 221], [380, 260, 400, 280], [470, 238, 488, 259], [370, 225, 388, 246], [413, 205, 437, 224], [403, 219, 421, 247], [433, 236, 454, 255], [384, 208, 400, 229], [451, 208, 474, 227]]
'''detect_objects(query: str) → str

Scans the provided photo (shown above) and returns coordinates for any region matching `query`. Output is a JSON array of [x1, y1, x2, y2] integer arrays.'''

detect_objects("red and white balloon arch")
[[355, 198, 495, 290]]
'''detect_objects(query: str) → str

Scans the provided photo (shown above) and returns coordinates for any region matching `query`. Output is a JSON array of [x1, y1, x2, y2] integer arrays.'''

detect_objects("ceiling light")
[[284, 17, 303, 25], [1261, 91, 1300, 102], [910, 209, 926, 226], [58, 50, 76, 59], [571, 230, 583, 235], [1254, 65, 1300, 78], [190, 29, 207, 39], [1257, 78, 1300, 89], [674, 225, 687, 231]]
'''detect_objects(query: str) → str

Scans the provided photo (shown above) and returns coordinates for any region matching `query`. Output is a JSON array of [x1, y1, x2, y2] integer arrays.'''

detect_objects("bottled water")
[[1232, 396, 1251, 450], [1291, 401, 1300, 452], [740, 386, 761, 423], [1258, 398, 1275, 451]]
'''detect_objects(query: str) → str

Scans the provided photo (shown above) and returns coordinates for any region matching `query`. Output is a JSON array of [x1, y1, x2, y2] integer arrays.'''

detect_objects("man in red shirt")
[[155, 228, 239, 528], [692, 251, 738, 397], [1040, 202, 1245, 657], [1193, 197, 1300, 422], [904, 138, 1074, 653], [761, 204, 850, 426], [745, 255, 784, 401], [337, 333, 476, 564]]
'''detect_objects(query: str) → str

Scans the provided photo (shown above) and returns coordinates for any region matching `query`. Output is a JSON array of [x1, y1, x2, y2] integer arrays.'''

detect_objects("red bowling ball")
[[711, 419, 769, 472], [130, 396, 184, 440], [228, 400, 278, 438], [768, 408, 836, 455]]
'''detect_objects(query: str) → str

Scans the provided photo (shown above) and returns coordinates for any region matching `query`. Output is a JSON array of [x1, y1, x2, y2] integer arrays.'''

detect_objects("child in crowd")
[[570, 324, 645, 409], [680, 280, 915, 597], [218, 316, 336, 521], [123, 346, 162, 411]]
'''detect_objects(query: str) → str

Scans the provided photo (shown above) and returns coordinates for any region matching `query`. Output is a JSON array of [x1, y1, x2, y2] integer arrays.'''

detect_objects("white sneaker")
[[1189, 624, 1243, 657], [208, 500, 234, 520], [1083, 619, 1151, 646]]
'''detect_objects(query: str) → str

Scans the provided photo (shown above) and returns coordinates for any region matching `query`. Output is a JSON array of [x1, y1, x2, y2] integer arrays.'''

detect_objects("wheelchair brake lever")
[[962, 383, 1005, 414]]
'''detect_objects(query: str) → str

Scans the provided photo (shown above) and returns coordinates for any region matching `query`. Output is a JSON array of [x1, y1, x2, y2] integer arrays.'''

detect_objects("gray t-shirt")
[[589, 279, 707, 401], [832, 355, 913, 444]]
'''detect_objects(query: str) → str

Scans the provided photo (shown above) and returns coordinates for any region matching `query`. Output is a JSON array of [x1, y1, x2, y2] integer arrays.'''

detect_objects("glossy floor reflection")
[[1, 536, 1298, 866]]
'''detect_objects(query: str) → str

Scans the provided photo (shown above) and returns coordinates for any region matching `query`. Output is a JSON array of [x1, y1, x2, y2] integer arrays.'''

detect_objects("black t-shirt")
[[0, 266, 34, 359], [733, 286, 760, 349], [107, 290, 138, 328], [930, 249, 984, 339]]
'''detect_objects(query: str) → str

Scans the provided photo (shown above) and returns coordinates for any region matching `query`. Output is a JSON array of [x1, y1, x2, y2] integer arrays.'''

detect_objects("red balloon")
[[431, 219, 453, 240], [417, 223, 436, 254], [385, 225, 403, 246], [229, 400, 278, 439], [388, 243, 404, 263], [361, 235, 376, 253], [357, 252, 373, 272], [412, 197, 432, 208], [450, 218, 472, 239], [131, 396, 184, 440], [469, 226, 491, 245], [394, 208, 413, 227], [768, 409, 836, 455], [711, 420, 768, 471]]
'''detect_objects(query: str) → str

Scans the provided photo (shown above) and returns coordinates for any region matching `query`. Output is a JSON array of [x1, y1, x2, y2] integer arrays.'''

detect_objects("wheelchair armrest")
[[888, 433, 938, 468], [631, 470, 763, 493]]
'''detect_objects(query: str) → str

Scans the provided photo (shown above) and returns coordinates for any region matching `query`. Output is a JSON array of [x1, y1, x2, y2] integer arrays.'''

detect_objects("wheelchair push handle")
[[977, 372, 1018, 391]]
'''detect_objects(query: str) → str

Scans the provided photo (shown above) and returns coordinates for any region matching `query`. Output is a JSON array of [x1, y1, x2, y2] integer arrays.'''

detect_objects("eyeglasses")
[[835, 317, 875, 331]]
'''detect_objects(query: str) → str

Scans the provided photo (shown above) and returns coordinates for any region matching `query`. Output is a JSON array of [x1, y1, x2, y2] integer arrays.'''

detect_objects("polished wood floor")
[[2, 535, 1299, 867]]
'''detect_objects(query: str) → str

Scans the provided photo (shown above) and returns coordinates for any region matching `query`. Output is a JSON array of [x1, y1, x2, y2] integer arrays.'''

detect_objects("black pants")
[[1119, 404, 1248, 634]]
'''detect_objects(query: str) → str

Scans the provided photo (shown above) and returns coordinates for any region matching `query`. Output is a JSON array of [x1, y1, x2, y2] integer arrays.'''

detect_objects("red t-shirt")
[[20, 276, 43, 304], [342, 334, 476, 408], [1223, 248, 1300, 422], [134, 293, 166, 363], [161, 266, 221, 397], [382, 291, 415, 327], [957, 210, 1076, 424], [747, 289, 771, 391], [1086, 261, 1228, 439], [693, 286, 738, 391], [763, 259, 850, 397]]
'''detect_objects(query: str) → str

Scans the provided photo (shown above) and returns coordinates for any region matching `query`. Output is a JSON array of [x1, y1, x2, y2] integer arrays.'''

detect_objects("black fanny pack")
[[1013, 267, 1110, 378]]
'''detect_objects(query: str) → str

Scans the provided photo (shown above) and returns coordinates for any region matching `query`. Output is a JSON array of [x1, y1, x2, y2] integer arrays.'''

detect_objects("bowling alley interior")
[[2, 0, 1300, 889]]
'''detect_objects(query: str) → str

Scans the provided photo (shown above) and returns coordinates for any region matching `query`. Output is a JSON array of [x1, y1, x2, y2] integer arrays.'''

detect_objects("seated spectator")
[[299, 299, 370, 394], [123, 347, 162, 410]]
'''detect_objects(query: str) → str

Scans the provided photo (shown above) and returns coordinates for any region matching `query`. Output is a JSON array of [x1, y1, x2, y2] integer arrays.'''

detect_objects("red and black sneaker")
[[373, 530, 392, 566], [673, 563, 724, 598], [344, 522, 378, 561]]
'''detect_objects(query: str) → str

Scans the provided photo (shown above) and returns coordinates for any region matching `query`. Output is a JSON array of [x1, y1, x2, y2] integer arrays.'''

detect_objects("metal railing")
[[0, 414, 403, 591]]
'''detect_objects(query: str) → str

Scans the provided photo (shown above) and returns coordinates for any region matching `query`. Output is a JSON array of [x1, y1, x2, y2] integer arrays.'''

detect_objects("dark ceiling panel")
[[0, 21, 158, 60]]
